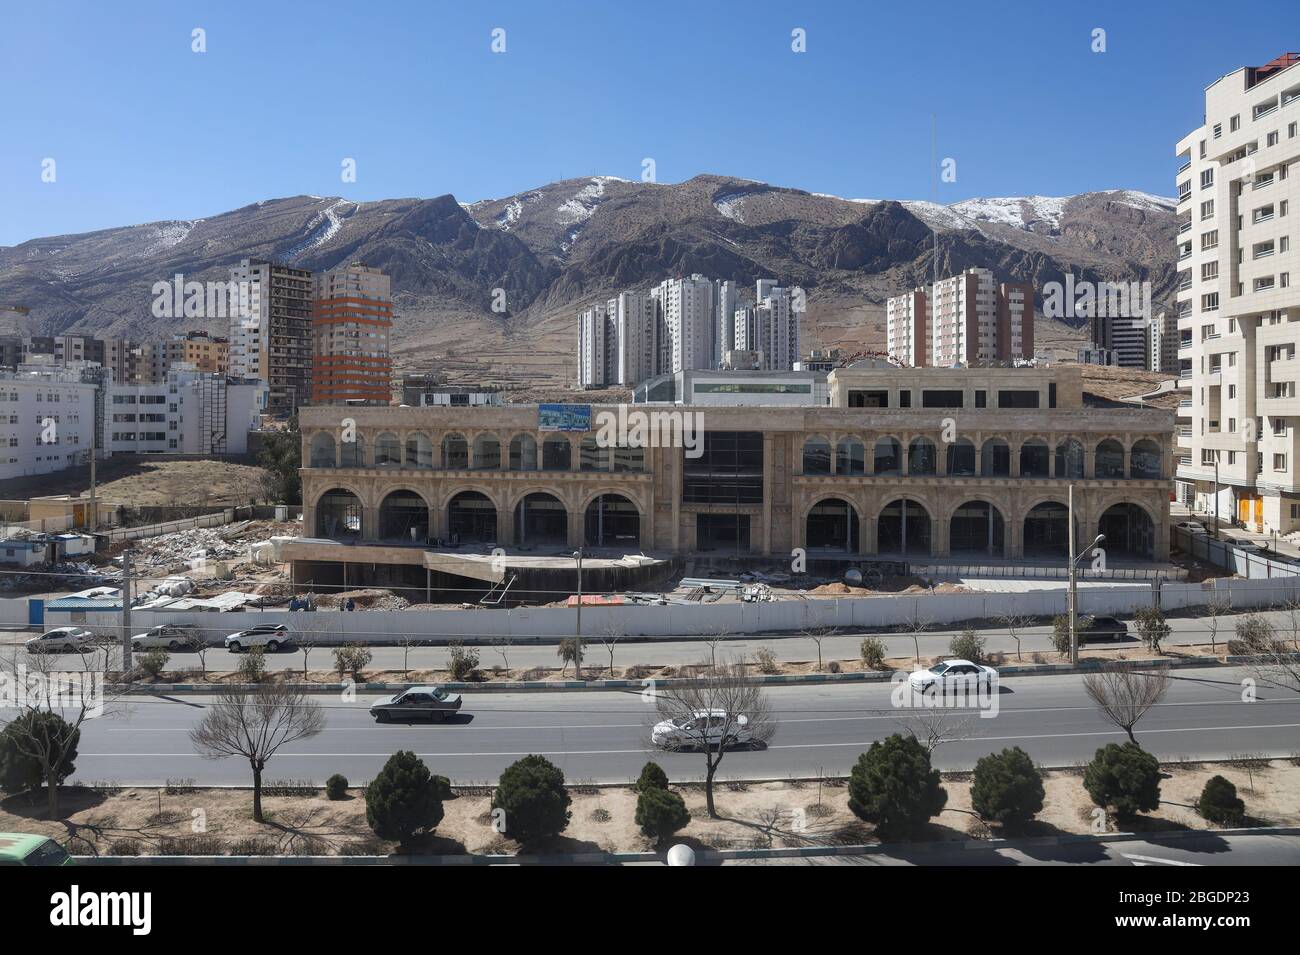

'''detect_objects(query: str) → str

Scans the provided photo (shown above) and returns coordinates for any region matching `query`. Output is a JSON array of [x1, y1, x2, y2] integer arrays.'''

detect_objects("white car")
[[131, 624, 202, 651], [224, 624, 289, 653], [1175, 521, 1207, 534], [652, 709, 752, 751], [25, 627, 98, 654], [908, 659, 998, 694]]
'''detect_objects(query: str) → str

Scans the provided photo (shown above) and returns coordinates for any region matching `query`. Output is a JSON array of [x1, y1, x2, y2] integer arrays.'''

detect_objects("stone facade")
[[298, 366, 1175, 564]]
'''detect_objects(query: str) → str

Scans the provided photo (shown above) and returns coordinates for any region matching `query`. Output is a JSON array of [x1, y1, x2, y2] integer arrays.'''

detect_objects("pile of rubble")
[[312, 588, 410, 611]]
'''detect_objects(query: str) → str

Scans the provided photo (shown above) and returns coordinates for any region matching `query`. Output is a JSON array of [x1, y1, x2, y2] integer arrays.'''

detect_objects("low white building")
[[106, 366, 267, 456], [0, 362, 99, 479]]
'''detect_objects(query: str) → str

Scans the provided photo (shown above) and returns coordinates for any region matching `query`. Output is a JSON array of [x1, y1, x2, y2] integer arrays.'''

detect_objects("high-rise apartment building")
[[228, 258, 313, 415], [1089, 314, 1148, 369], [312, 263, 392, 406], [164, 331, 229, 375], [610, 290, 657, 386], [893, 268, 1034, 368], [1174, 52, 1300, 532], [886, 288, 929, 366], [655, 274, 717, 375], [577, 304, 614, 388]]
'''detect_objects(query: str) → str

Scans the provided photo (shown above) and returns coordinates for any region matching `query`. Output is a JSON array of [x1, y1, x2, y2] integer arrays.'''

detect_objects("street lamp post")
[[1213, 457, 1220, 539], [1067, 484, 1106, 666], [573, 548, 584, 643]]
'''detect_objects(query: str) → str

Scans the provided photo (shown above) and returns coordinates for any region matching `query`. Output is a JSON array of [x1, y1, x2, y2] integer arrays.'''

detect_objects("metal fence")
[[1171, 526, 1300, 578], [101, 508, 236, 543]]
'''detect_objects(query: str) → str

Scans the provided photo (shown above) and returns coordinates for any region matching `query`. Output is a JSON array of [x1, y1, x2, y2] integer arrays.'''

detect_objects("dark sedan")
[[369, 686, 464, 722]]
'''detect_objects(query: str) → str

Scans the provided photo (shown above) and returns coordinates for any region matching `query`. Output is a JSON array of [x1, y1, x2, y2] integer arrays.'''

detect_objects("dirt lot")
[[5, 761, 1294, 856], [131, 641, 1253, 686], [0, 456, 271, 509]]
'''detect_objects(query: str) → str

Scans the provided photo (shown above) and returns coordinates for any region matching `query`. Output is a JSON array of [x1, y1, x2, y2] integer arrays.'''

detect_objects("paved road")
[[51, 667, 1300, 786], [721, 833, 1300, 866], [9, 609, 1294, 674]]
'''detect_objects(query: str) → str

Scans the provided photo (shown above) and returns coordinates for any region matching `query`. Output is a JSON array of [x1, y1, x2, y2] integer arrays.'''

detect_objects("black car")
[[1079, 615, 1128, 642]]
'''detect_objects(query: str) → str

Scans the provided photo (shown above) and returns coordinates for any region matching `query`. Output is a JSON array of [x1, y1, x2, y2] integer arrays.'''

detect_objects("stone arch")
[[873, 435, 903, 475], [1130, 439, 1162, 480], [541, 434, 572, 471], [472, 432, 503, 470], [946, 437, 977, 476], [908, 436, 938, 475], [315, 487, 364, 539], [802, 434, 833, 475], [446, 489, 498, 543], [584, 492, 641, 548], [1094, 438, 1126, 479], [835, 436, 866, 475], [404, 432, 433, 467], [1055, 438, 1085, 480], [1098, 500, 1156, 560], [804, 495, 860, 552], [981, 437, 1011, 477], [374, 431, 401, 467], [377, 488, 432, 542], [441, 432, 469, 470], [508, 433, 538, 470], [1019, 437, 1050, 478], [308, 431, 336, 468], [1023, 499, 1072, 558], [877, 497, 932, 556], [513, 490, 568, 547], [948, 498, 1006, 558]]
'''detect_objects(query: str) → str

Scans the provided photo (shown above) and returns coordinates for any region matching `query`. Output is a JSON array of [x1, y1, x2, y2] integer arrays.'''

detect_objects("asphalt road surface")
[[8, 608, 1291, 674], [720, 833, 1300, 866], [53, 666, 1300, 786]]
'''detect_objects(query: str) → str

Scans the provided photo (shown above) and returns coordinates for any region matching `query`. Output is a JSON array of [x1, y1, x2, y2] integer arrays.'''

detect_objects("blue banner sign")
[[538, 403, 591, 431]]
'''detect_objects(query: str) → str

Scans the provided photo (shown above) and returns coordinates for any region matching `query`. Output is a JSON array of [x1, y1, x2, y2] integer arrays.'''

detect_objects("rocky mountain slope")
[[0, 175, 1176, 388]]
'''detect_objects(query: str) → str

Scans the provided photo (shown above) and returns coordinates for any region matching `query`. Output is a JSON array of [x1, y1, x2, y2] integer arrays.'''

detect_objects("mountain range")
[[0, 175, 1177, 389]]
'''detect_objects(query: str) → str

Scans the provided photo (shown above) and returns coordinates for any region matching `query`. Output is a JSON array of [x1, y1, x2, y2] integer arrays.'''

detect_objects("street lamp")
[[573, 548, 584, 643], [1067, 484, 1106, 667]]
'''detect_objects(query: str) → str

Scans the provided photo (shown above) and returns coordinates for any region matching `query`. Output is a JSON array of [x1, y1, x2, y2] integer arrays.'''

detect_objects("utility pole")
[[1068, 484, 1078, 666], [87, 418, 97, 531], [121, 549, 133, 677], [573, 548, 584, 644], [1213, 456, 1220, 539]]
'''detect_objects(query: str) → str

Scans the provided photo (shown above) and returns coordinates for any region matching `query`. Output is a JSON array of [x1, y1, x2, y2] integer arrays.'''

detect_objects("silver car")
[[24, 627, 98, 654], [370, 686, 463, 723], [131, 624, 202, 651]]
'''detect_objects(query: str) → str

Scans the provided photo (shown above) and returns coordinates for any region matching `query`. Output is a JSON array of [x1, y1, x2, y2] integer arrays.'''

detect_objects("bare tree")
[[0, 642, 125, 818], [290, 616, 329, 683], [894, 706, 977, 755], [1205, 596, 1230, 654], [398, 633, 420, 680], [650, 656, 775, 818], [1233, 615, 1300, 694], [999, 613, 1033, 662], [801, 625, 838, 672], [1082, 666, 1170, 743], [189, 684, 325, 822], [1285, 599, 1300, 651], [493, 635, 514, 677], [182, 629, 214, 682], [701, 628, 730, 670], [597, 623, 624, 677], [899, 610, 931, 667]]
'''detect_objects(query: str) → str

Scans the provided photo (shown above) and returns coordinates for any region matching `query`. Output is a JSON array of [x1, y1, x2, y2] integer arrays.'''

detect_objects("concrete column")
[[567, 504, 584, 549], [1011, 443, 1022, 478], [432, 434, 443, 469], [762, 433, 774, 556], [1084, 442, 1096, 479], [858, 510, 869, 555], [1048, 435, 1057, 477], [361, 505, 378, 541], [428, 497, 444, 541], [937, 439, 948, 477], [864, 437, 875, 476], [498, 497, 514, 547]]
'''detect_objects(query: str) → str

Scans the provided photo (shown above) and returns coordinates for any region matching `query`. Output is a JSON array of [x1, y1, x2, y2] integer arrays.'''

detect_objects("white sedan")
[[131, 624, 201, 651], [652, 709, 752, 750], [908, 659, 998, 694], [224, 624, 290, 653], [25, 627, 98, 654]]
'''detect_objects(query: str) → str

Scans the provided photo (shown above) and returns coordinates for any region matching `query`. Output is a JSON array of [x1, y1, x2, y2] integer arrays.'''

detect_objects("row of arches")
[[309, 431, 644, 472], [801, 436, 1163, 479], [803, 497, 1156, 560], [315, 488, 642, 549]]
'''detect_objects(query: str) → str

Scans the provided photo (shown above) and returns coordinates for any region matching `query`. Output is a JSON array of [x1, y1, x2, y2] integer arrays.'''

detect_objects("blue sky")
[[0, 0, 1294, 246]]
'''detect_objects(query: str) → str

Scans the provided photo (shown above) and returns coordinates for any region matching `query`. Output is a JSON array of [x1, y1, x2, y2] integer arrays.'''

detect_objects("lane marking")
[[1120, 853, 1201, 867]]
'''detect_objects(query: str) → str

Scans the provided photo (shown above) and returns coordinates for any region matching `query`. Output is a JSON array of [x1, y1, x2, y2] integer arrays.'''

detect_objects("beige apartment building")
[[888, 268, 1034, 368], [1174, 52, 1300, 533], [292, 365, 1172, 593]]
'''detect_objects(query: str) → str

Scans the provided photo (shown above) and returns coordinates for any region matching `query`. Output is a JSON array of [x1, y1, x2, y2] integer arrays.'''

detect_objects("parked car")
[[24, 627, 97, 654], [1078, 615, 1128, 642], [224, 624, 289, 653], [369, 686, 464, 722], [651, 709, 752, 750], [0, 833, 74, 866], [1175, 521, 1207, 534], [131, 624, 201, 651], [908, 659, 997, 693]]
